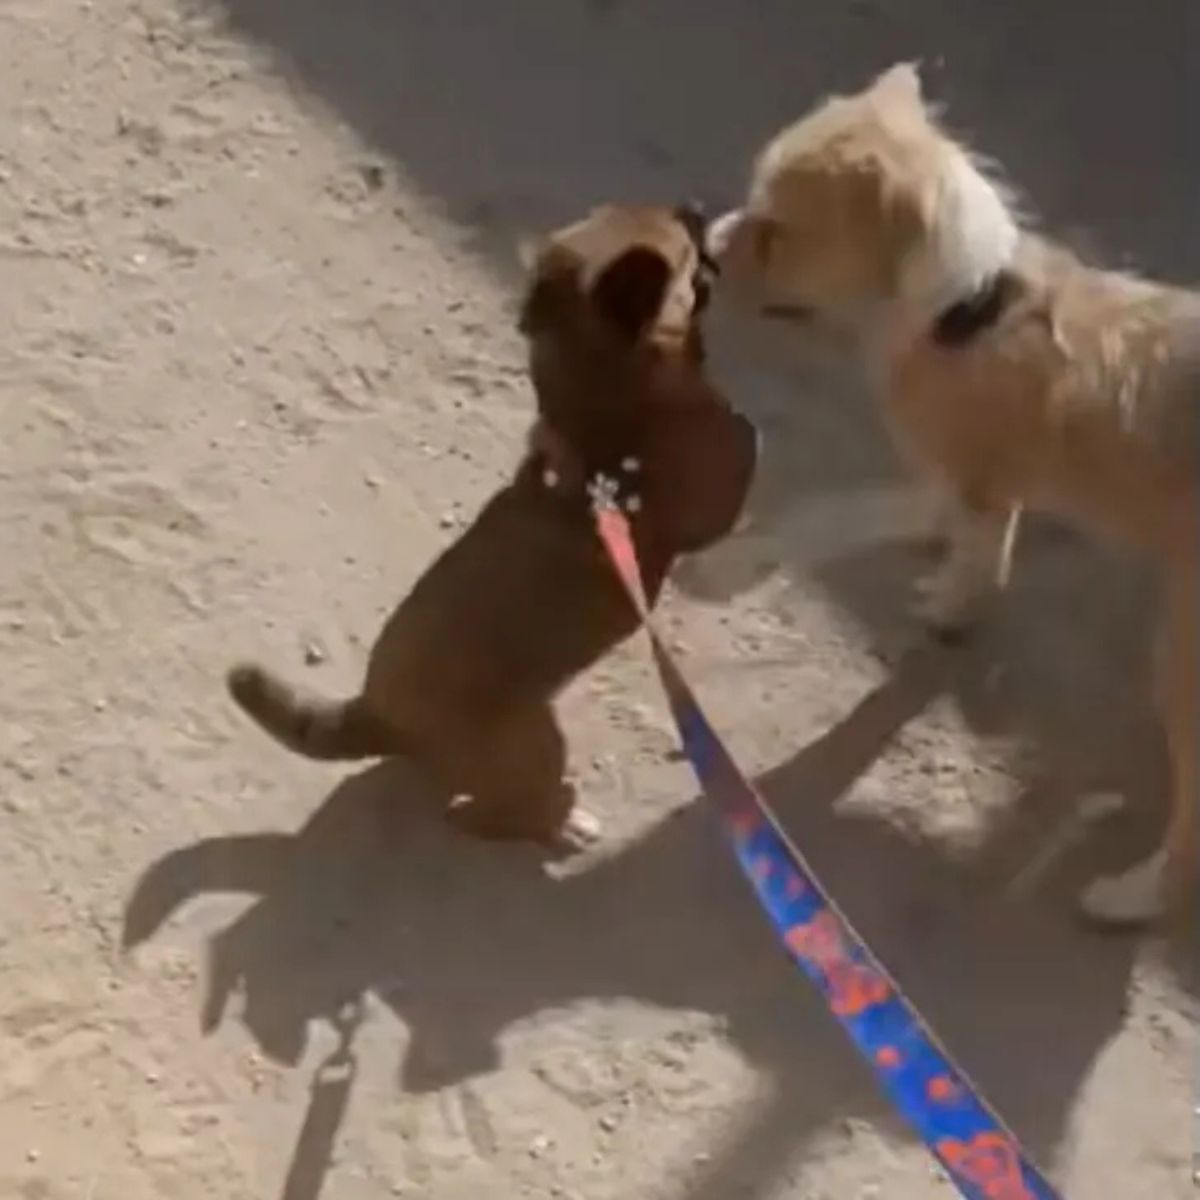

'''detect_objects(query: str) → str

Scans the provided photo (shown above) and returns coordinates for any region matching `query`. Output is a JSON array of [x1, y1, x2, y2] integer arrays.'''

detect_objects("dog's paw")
[[1079, 849, 1168, 928]]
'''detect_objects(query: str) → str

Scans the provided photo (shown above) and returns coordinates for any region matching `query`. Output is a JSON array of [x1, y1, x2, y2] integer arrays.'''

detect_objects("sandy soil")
[[1, 1, 1195, 1197]]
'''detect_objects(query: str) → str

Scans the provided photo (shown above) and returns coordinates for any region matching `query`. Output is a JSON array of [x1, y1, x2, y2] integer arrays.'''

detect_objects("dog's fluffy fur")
[[712, 64, 1199, 926], [228, 205, 756, 846]]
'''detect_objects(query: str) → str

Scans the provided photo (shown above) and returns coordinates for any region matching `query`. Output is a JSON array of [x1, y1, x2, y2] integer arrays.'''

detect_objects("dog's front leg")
[[913, 497, 1009, 638]]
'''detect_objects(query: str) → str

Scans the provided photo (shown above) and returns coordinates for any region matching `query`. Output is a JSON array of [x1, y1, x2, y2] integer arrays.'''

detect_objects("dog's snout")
[[674, 200, 708, 247]]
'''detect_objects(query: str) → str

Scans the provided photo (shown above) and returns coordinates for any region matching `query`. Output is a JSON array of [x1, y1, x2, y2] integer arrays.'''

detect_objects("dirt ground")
[[1, 1, 1195, 1197]]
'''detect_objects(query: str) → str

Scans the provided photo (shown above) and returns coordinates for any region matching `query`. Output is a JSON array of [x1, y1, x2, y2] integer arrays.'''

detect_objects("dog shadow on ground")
[[124, 629, 1159, 1198]]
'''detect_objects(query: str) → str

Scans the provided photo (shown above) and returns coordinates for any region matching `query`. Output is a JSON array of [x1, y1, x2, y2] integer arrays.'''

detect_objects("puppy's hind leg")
[[445, 704, 596, 849]]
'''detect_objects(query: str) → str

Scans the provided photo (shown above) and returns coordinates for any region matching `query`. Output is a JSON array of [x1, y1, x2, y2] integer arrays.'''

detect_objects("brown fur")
[[228, 205, 757, 846], [712, 65, 1199, 925]]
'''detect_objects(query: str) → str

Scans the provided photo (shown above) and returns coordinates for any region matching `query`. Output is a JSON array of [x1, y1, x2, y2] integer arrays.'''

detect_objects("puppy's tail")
[[226, 663, 399, 761]]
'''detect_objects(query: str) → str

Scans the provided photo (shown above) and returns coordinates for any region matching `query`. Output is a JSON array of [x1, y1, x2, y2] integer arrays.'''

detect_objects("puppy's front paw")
[[1079, 849, 1167, 928]]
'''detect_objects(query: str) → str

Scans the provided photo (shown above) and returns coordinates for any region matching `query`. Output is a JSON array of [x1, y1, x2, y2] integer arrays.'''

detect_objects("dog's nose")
[[674, 200, 707, 247]]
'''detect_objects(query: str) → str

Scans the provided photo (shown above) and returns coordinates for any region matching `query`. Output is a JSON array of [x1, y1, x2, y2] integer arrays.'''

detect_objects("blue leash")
[[594, 498, 1062, 1200]]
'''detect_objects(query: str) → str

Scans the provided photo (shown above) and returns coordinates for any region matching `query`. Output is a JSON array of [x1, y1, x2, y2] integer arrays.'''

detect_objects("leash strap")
[[593, 497, 1061, 1200]]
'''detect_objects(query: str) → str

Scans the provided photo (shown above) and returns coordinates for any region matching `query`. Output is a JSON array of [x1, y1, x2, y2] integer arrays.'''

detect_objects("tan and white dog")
[[710, 63, 1199, 927]]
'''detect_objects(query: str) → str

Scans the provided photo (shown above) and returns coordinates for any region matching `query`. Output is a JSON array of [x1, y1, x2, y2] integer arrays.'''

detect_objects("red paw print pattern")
[[784, 912, 892, 1018], [937, 1133, 1035, 1200]]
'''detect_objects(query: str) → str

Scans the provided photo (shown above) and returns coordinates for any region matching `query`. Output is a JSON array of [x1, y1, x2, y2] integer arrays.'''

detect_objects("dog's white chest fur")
[[901, 151, 1019, 318]]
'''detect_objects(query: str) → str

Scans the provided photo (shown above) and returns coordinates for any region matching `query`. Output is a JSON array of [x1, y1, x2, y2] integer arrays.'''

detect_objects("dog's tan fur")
[[712, 64, 1199, 926], [228, 205, 756, 847]]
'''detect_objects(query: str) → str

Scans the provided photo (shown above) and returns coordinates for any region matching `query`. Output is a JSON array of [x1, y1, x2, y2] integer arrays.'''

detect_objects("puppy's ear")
[[871, 61, 924, 109], [590, 246, 672, 340], [518, 246, 580, 336]]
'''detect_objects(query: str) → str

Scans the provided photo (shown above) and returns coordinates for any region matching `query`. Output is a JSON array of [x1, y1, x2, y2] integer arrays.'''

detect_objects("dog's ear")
[[870, 61, 924, 109], [518, 245, 580, 336], [590, 246, 673, 340]]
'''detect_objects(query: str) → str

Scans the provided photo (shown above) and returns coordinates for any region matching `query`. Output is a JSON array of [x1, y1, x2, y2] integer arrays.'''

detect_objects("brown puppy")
[[228, 205, 757, 846], [711, 64, 1199, 927]]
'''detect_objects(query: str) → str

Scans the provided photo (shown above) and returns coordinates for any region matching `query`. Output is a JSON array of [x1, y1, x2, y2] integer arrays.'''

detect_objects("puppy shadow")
[[125, 644, 1141, 1191]]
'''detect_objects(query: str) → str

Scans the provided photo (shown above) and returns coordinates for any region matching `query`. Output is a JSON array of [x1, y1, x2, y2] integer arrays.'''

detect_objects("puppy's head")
[[516, 205, 756, 551], [518, 204, 715, 362], [710, 63, 1018, 330]]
